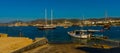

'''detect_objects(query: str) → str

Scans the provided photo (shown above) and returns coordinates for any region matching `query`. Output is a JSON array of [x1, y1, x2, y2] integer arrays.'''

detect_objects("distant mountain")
[[8, 20, 25, 24], [0, 17, 120, 26], [86, 17, 120, 21]]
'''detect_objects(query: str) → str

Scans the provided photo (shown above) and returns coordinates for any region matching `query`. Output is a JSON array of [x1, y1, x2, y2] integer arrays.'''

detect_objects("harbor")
[[0, 26, 120, 42], [0, 26, 120, 53], [0, 36, 119, 53], [0, 0, 120, 53]]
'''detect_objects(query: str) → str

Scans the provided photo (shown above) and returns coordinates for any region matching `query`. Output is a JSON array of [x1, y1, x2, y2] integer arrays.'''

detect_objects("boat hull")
[[37, 27, 56, 30], [70, 36, 89, 44], [37, 26, 56, 30], [68, 32, 89, 44]]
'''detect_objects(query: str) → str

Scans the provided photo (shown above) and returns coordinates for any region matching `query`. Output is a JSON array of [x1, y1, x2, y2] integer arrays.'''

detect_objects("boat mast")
[[82, 15, 85, 26], [19, 29, 22, 37], [105, 11, 107, 21], [51, 9, 53, 25], [81, 15, 84, 29], [45, 8, 47, 25], [19, 31, 22, 37], [105, 11, 110, 24]]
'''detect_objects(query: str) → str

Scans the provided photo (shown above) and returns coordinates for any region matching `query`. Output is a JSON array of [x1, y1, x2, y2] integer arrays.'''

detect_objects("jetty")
[[0, 33, 48, 53]]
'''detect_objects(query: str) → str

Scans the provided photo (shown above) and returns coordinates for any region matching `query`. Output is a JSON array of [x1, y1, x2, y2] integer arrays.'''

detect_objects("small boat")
[[68, 29, 105, 44], [103, 24, 110, 30], [64, 26, 69, 28], [72, 24, 79, 27], [68, 29, 100, 39]]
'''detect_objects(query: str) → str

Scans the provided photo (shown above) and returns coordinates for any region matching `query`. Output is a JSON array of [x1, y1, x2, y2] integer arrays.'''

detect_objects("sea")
[[0, 26, 120, 43]]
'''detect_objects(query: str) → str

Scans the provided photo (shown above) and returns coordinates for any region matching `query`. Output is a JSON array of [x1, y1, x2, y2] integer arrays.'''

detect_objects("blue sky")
[[0, 0, 120, 22]]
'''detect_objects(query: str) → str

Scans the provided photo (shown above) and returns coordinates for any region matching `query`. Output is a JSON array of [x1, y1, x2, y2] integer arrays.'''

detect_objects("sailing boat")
[[37, 9, 56, 30], [103, 11, 111, 29]]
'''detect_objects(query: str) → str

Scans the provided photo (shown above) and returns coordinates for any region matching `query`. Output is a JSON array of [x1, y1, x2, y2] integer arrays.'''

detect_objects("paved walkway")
[[0, 37, 33, 53], [24, 44, 86, 53]]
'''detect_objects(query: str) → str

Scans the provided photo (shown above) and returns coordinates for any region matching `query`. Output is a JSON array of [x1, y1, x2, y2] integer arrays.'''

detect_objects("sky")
[[0, 0, 120, 22]]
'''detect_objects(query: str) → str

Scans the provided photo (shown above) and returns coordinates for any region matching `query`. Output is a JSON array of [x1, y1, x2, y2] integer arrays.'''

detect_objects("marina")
[[0, 0, 120, 53], [0, 25, 120, 53], [0, 26, 120, 42]]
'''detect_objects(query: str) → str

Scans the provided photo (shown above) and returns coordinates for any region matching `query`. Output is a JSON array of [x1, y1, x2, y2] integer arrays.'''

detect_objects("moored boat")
[[103, 24, 110, 30], [37, 25, 56, 30], [103, 11, 111, 30], [68, 29, 106, 44], [37, 9, 56, 30], [68, 29, 100, 39]]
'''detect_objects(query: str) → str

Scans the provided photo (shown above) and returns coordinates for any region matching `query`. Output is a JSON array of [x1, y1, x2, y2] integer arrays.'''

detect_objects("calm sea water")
[[0, 26, 120, 43]]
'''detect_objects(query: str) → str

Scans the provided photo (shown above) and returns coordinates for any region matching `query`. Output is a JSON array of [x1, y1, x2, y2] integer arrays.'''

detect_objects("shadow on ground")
[[76, 47, 120, 53]]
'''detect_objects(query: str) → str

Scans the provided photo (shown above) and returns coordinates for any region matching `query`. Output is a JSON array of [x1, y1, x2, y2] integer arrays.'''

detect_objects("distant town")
[[0, 17, 120, 27]]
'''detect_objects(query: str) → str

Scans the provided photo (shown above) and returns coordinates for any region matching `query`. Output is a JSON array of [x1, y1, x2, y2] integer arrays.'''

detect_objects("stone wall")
[[12, 37, 48, 53]]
